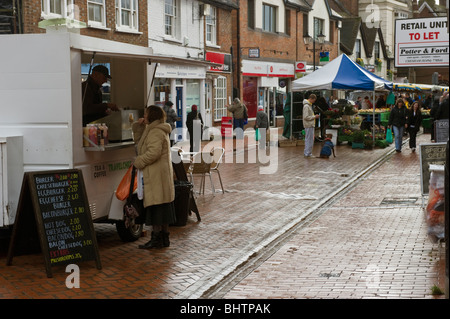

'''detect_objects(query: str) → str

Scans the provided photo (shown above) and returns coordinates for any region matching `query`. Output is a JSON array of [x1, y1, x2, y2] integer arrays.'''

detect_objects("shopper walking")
[[388, 98, 408, 153], [186, 105, 203, 152], [255, 105, 269, 149], [302, 94, 319, 157], [407, 101, 422, 152], [227, 98, 248, 139], [132, 105, 176, 249], [163, 101, 180, 146]]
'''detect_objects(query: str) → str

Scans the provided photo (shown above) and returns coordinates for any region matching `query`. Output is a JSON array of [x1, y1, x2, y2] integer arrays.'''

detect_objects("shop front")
[[153, 62, 207, 142], [241, 60, 295, 127], [205, 51, 233, 129]]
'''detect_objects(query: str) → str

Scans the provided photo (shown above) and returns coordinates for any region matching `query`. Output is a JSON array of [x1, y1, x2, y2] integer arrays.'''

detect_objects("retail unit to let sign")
[[394, 17, 449, 67]]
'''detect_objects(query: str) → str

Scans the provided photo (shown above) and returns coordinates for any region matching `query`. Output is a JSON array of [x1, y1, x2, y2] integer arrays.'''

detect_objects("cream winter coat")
[[302, 99, 317, 128], [132, 120, 175, 208]]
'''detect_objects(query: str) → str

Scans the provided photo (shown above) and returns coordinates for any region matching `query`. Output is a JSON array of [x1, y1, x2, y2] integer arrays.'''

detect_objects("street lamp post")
[[304, 33, 326, 71]]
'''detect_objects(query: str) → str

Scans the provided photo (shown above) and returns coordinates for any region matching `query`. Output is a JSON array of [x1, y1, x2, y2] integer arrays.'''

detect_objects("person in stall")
[[82, 65, 119, 126]]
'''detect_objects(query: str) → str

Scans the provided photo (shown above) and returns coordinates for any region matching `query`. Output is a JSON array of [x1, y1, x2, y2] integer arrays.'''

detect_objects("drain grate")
[[380, 197, 419, 206]]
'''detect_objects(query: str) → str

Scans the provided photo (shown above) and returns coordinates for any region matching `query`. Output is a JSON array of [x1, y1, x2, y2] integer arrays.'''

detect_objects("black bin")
[[172, 180, 193, 226]]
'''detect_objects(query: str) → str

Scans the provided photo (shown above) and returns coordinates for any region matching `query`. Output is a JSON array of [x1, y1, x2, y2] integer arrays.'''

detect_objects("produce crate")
[[352, 142, 365, 149]]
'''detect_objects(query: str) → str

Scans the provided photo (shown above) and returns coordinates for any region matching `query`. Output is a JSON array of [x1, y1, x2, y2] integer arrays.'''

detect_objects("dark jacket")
[[407, 108, 423, 133], [255, 111, 269, 129], [82, 77, 108, 126], [186, 111, 203, 133], [436, 97, 449, 120], [388, 106, 407, 127]]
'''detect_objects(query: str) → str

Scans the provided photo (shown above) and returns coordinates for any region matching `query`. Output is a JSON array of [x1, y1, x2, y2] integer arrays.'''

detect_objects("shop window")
[[41, 0, 74, 19], [154, 78, 171, 104], [214, 76, 227, 121], [206, 6, 217, 45], [186, 79, 200, 112], [115, 0, 139, 32], [263, 4, 276, 33], [88, 0, 106, 27]]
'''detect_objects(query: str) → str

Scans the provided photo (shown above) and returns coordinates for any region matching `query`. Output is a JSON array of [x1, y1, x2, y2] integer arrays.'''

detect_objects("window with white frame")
[[374, 41, 380, 60], [115, 0, 139, 31], [313, 17, 324, 39], [214, 76, 227, 121], [88, 0, 106, 27], [262, 4, 276, 33], [41, 0, 74, 18], [165, 0, 178, 37], [206, 6, 217, 45]]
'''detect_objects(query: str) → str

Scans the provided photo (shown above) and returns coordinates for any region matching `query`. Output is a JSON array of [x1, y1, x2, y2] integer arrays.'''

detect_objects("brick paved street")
[[0, 130, 446, 300]]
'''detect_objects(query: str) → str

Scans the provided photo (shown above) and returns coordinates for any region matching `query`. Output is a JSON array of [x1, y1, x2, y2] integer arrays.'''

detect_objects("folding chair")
[[210, 147, 225, 194], [188, 152, 214, 195]]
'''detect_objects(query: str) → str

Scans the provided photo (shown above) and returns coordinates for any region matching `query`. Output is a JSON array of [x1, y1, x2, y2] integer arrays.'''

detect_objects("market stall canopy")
[[393, 83, 422, 92], [292, 54, 393, 91]]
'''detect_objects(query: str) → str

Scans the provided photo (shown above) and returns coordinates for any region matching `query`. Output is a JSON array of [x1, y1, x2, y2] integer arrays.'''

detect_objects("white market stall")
[[290, 54, 393, 142]]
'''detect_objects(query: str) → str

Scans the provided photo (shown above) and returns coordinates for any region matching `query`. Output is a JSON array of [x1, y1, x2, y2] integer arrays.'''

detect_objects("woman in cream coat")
[[132, 105, 176, 249]]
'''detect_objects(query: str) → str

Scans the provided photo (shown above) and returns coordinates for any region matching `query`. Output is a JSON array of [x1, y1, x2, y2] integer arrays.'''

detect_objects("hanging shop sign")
[[395, 17, 449, 67], [205, 51, 232, 73], [295, 61, 307, 73]]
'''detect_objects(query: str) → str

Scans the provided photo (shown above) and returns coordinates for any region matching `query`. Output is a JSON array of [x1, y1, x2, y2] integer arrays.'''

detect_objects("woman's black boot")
[[161, 231, 170, 247], [138, 231, 163, 249]]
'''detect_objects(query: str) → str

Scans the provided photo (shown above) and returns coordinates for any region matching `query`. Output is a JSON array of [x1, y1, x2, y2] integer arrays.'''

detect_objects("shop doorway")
[[205, 81, 212, 128]]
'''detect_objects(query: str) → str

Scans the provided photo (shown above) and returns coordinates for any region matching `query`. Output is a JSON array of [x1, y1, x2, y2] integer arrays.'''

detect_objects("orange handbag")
[[116, 164, 138, 201]]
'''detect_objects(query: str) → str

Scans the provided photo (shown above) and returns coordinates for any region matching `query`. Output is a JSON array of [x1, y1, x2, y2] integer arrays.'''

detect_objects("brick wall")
[[22, 0, 148, 47]]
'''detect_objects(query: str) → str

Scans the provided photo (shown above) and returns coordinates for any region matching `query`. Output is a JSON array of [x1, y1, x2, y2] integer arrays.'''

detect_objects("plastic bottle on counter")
[[97, 124, 103, 146], [88, 124, 98, 146], [83, 126, 90, 147], [101, 123, 108, 145]]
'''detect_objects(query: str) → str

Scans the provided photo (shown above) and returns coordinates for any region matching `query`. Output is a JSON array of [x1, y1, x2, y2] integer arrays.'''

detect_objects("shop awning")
[[70, 33, 220, 67]]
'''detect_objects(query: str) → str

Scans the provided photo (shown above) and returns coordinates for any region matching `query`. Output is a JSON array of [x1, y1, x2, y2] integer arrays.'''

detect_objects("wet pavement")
[[0, 130, 446, 302]]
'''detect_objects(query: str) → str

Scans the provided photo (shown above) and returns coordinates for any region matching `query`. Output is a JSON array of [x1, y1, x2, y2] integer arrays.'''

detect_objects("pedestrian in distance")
[[430, 95, 440, 142], [302, 94, 319, 157], [132, 105, 176, 249], [436, 91, 449, 120], [186, 104, 204, 153], [227, 98, 248, 139], [388, 98, 408, 153], [255, 105, 269, 149], [163, 101, 181, 146], [407, 101, 422, 152]]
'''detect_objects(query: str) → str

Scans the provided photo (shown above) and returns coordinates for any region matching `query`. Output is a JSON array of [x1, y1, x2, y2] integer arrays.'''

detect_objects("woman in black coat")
[[407, 101, 422, 152]]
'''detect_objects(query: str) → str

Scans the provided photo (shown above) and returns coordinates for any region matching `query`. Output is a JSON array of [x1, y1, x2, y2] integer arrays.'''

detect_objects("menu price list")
[[34, 172, 95, 265]]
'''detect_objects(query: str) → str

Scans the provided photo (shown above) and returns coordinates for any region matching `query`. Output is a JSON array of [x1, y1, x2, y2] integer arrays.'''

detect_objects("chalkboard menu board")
[[419, 142, 447, 195], [434, 119, 449, 143], [6, 169, 101, 278]]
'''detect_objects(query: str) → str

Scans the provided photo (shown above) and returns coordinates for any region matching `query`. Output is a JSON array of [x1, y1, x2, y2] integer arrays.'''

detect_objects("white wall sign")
[[395, 17, 449, 67], [155, 63, 206, 79], [242, 60, 294, 77]]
